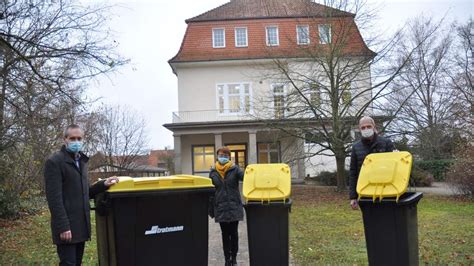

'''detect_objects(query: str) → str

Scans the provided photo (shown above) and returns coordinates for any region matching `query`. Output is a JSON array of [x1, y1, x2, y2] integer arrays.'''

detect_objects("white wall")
[[304, 143, 351, 177], [175, 58, 373, 122], [180, 134, 214, 175], [175, 62, 273, 118], [174, 58, 372, 177]]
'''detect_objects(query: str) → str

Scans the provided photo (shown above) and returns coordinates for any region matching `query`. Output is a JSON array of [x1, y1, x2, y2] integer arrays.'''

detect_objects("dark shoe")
[[225, 259, 232, 266]]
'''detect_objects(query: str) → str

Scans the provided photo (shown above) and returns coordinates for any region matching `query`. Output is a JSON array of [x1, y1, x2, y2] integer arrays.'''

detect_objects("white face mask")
[[361, 128, 374, 138]]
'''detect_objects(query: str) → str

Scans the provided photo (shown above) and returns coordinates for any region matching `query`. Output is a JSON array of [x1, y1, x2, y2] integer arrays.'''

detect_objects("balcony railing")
[[172, 109, 257, 123], [171, 106, 375, 124]]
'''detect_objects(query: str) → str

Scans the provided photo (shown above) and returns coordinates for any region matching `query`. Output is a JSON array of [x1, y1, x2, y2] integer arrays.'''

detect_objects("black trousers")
[[219, 221, 239, 260], [56, 242, 85, 266]]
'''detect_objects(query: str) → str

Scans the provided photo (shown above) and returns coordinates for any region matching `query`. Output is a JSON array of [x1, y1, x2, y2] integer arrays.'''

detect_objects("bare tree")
[[95, 105, 149, 172], [0, 0, 126, 150], [0, 64, 85, 193], [0, 0, 125, 215], [448, 19, 473, 140], [160, 149, 176, 175], [386, 17, 470, 159], [249, 0, 440, 190]]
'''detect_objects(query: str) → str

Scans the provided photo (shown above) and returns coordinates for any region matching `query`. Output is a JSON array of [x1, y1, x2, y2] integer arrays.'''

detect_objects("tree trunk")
[[0, 49, 11, 151], [335, 154, 347, 191]]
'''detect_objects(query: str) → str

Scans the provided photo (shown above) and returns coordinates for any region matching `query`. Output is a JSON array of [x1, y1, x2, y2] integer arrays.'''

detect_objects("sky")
[[85, 0, 472, 151]]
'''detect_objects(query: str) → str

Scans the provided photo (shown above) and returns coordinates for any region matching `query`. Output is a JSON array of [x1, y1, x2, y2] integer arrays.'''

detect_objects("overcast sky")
[[85, 0, 472, 151]]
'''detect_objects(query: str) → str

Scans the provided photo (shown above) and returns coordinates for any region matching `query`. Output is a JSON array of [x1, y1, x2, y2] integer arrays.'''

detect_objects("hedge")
[[415, 159, 454, 181]]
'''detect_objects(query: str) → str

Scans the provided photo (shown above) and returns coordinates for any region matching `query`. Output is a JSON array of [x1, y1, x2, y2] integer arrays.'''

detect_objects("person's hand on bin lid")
[[104, 176, 119, 187], [350, 199, 359, 210]]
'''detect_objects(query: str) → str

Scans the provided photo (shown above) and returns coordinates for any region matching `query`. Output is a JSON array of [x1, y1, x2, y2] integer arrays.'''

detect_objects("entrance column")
[[173, 134, 182, 174], [248, 130, 257, 164], [214, 133, 223, 148]]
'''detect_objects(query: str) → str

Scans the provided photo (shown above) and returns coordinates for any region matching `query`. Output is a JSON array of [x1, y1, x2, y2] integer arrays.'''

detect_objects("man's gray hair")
[[359, 116, 375, 126], [64, 124, 81, 138]]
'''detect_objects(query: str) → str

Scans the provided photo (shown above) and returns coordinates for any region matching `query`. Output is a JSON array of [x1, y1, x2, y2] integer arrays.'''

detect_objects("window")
[[318, 24, 332, 44], [235, 27, 248, 47], [297, 25, 310, 45], [272, 84, 286, 118], [193, 146, 215, 174], [266, 26, 279, 46], [258, 143, 280, 163], [217, 83, 252, 114], [213, 28, 225, 48], [341, 83, 352, 106], [309, 83, 321, 106]]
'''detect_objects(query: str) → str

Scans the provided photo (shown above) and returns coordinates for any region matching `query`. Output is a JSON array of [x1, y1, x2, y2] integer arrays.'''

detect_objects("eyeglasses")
[[68, 137, 83, 141]]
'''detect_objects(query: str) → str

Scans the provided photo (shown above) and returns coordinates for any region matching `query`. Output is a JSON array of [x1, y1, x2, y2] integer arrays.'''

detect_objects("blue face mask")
[[218, 157, 230, 165], [66, 141, 83, 153]]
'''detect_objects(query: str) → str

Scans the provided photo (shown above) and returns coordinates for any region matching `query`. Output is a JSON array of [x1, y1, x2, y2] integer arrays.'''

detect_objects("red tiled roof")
[[169, 0, 374, 66], [170, 17, 375, 64], [186, 0, 354, 23]]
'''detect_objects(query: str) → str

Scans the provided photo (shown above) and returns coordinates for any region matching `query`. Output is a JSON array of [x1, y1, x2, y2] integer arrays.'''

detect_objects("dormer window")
[[235, 27, 248, 47], [266, 26, 279, 46], [318, 24, 332, 44], [212, 28, 226, 48], [297, 25, 310, 45]]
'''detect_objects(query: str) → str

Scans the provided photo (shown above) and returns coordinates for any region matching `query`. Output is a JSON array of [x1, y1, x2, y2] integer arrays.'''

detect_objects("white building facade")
[[165, 0, 375, 179]]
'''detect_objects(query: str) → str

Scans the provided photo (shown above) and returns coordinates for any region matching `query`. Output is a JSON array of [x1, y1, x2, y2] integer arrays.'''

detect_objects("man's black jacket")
[[349, 134, 394, 199]]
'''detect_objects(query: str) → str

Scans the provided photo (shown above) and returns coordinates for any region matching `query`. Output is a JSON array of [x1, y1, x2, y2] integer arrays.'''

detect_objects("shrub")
[[415, 159, 454, 181], [0, 186, 21, 219], [313, 170, 350, 186], [446, 146, 473, 198], [19, 189, 47, 215], [0, 187, 46, 219], [410, 167, 434, 187]]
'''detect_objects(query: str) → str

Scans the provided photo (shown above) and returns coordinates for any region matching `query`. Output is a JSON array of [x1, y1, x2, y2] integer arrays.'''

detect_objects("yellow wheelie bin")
[[243, 164, 292, 266], [93, 175, 214, 266], [357, 151, 423, 266]]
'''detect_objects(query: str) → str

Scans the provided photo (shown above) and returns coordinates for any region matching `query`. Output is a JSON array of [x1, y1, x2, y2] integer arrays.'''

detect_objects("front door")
[[227, 144, 247, 169]]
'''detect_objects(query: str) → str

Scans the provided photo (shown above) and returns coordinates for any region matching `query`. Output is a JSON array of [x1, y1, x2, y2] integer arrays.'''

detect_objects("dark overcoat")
[[44, 146, 107, 244], [209, 164, 245, 223]]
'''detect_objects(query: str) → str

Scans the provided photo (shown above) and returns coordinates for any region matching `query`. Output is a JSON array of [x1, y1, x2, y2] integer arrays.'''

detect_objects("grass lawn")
[[290, 186, 474, 265], [0, 210, 99, 264], [0, 187, 473, 265]]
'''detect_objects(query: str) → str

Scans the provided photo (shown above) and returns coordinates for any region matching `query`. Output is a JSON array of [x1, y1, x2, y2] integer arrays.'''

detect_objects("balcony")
[[171, 107, 326, 124], [171, 109, 257, 123], [170, 105, 368, 124]]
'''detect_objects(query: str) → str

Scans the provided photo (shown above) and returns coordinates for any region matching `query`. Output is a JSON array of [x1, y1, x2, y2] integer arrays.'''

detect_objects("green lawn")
[[290, 186, 474, 265], [0, 210, 99, 264], [1, 188, 473, 265]]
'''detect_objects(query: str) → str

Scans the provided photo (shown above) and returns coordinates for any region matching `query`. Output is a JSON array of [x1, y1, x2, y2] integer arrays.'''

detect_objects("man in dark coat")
[[44, 124, 119, 265], [349, 116, 395, 209], [209, 147, 244, 266]]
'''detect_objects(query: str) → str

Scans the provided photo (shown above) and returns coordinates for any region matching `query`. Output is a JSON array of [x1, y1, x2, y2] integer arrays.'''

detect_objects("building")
[[164, 0, 375, 179], [89, 150, 174, 180], [148, 149, 175, 171]]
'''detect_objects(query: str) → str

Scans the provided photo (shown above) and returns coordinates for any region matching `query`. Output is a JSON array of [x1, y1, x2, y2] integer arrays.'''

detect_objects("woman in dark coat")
[[209, 146, 244, 266]]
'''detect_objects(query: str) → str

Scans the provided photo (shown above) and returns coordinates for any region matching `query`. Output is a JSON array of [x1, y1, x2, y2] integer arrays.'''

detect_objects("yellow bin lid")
[[106, 175, 214, 193], [243, 164, 291, 202], [357, 151, 412, 202]]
